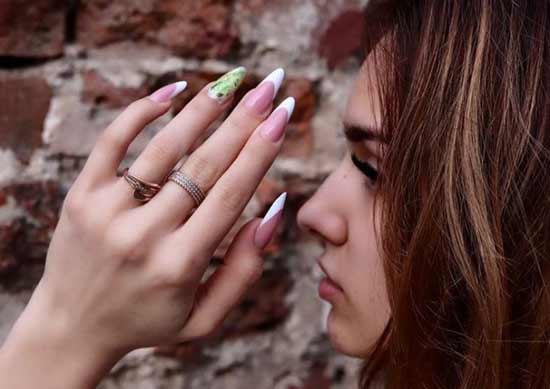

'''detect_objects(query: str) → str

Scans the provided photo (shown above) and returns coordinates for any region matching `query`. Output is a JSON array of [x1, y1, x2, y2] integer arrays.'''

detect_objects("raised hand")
[[0, 67, 292, 389]]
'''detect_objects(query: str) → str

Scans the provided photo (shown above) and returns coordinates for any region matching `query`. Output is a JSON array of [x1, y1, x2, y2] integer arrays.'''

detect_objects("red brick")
[[0, 0, 66, 58], [77, 0, 238, 59], [81, 69, 150, 108], [279, 78, 316, 158], [319, 10, 365, 69], [0, 76, 52, 163], [0, 181, 63, 285]]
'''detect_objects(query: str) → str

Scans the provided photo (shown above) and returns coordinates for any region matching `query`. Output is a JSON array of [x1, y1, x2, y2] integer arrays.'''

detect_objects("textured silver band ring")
[[167, 170, 206, 207]]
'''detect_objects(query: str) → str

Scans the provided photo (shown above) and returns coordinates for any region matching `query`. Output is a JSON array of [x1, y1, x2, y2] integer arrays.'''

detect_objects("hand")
[[0, 67, 292, 388]]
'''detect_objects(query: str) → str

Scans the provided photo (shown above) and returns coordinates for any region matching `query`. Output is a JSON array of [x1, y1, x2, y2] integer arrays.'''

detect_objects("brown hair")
[[360, 1, 550, 388]]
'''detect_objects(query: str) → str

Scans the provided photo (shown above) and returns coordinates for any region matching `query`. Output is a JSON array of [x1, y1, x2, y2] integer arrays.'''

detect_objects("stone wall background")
[[0, 1, 370, 388]]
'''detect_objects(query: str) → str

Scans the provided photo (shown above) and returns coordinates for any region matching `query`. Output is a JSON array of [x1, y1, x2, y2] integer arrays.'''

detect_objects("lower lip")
[[318, 277, 343, 300]]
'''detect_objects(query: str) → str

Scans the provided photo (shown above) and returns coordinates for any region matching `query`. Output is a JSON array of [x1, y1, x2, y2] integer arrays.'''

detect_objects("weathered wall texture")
[[0, 1, 370, 387]]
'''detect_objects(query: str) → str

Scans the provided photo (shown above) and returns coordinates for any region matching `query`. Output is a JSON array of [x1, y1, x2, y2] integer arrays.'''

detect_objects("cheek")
[[330, 181, 391, 356], [346, 231, 390, 349]]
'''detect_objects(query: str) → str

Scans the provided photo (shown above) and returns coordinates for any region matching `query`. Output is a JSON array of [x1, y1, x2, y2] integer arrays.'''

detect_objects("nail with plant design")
[[207, 66, 247, 103]]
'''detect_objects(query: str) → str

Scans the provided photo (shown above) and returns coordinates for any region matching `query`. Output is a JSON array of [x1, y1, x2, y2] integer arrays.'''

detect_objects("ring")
[[122, 167, 163, 203], [167, 170, 206, 207]]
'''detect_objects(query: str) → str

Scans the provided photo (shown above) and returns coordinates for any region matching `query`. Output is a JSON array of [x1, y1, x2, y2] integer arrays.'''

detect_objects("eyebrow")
[[342, 120, 386, 143]]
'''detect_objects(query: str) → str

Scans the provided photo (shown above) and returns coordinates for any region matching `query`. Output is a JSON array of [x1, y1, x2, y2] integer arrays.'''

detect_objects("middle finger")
[[116, 66, 246, 207]]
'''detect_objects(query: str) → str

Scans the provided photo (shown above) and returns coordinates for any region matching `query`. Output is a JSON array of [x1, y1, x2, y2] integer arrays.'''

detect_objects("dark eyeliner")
[[351, 153, 379, 182]]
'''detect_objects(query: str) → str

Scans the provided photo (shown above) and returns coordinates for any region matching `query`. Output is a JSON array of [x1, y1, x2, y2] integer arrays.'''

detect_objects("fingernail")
[[244, 68, 285, 115], [254, 192, 287, 249], [149, 81, 187, 103], [260, 97, 295, 143], [207, 66, 247, 103]]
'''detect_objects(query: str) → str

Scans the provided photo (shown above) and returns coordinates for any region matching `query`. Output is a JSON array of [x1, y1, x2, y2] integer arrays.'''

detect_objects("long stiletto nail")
[[244, 68, 285, 115], [254, 192, 287, 249], [148, 81, 187, 103], [260, 97, 295, 143], [207, 66, 247, 103]]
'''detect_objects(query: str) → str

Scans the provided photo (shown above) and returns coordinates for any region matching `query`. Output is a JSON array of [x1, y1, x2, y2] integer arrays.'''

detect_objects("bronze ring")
[[122, 167, 163, 203]]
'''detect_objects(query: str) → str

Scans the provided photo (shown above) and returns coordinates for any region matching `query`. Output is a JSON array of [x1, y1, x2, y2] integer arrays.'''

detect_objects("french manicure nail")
[[244, 68, 285, 115], [254, 192, 287, 249], [207, 66, 247, 103], [258, 67, 285, 96], [260, 97, 295, 143], [149, 81, 187, 103]]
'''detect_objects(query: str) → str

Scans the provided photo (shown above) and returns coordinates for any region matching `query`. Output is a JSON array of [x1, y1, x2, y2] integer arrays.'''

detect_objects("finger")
[[117, 66, 247, 202], [169, 97, 295, 280], [136, 68, 286, 228], [78, 82, 187, 189], [177, 195, 285, 341]]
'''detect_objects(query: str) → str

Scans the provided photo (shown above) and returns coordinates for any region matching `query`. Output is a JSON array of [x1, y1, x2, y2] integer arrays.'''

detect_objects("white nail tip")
[[170, 81, 188, 99], [277, 97, 295, 119], [260, 68, 285, 96], [259, 192, 287, 228]]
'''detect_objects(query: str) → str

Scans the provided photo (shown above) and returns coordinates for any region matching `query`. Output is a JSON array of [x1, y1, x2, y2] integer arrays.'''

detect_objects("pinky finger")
[[177, 193, 286, 341], [79, 82, 187, 189]]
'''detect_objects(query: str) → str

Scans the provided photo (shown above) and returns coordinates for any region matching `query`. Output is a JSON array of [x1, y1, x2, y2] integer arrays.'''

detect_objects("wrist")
[[0, 280, 126, 389]]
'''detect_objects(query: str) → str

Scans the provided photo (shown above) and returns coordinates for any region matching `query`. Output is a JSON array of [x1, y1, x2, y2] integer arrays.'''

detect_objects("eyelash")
[[351, 152, 379, 184]]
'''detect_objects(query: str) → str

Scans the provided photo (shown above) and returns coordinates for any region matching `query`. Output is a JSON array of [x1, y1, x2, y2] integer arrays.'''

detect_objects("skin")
[[296, 54, 391, 358], [0, 45, 391, 387], [0, 70, 285, 389]]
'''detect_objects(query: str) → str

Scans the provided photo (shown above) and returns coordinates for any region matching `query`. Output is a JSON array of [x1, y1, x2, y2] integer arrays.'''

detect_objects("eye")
[[351, 152, 379, 184]]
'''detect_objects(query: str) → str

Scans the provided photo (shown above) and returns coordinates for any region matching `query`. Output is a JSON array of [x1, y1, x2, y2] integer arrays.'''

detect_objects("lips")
[[317, 259, 344, 291]]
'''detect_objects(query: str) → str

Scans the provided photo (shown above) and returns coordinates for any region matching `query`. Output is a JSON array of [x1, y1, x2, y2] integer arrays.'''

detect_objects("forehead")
[[344, 53, 383, 132]]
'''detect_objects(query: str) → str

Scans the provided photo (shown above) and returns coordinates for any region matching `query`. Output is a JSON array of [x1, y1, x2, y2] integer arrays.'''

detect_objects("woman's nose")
[[296, 174, 347, 246]]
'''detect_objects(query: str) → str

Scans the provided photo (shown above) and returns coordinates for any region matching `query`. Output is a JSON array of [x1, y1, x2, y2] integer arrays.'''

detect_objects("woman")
[[1, 1, 549, 388]]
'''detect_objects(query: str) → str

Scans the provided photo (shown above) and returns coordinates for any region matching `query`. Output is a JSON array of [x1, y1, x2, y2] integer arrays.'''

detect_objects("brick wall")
[[0, 1, 369, 387]]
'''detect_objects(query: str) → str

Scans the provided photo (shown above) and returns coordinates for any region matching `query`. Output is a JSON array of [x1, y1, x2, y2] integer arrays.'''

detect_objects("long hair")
[[360, 1, 550, 388]]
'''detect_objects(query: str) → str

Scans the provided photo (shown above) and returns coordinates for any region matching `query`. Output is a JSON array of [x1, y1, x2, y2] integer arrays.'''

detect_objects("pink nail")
[[260, 97, 295, 143], [244, 82, 275, 114], [149, 81, 187, 103], [254, 193, 287, 249], [244, 68, 285, 115]]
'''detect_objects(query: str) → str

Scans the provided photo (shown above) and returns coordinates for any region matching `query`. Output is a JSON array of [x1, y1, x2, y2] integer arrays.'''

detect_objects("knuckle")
[[224, 116, 247, 137], [126, 98, 155, 117], [142, 136, 176, 166], [176, 254, 205, 283], [195, 317, 222, 338], [237, 257, 264, 286], [194, 92, 219, 113], [160, 261, 198, 288], [63, 188, 86, 219], [150, 268, 189, 290], [105, 221, 148, 261], [213, 179, 250, 214], [63, 190, 110, 237], [184, 153, 220, 188], [97, 128, 124, 154]]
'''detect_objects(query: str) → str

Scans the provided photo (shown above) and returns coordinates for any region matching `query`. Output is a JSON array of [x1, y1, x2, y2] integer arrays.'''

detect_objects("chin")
[[325, 308, 374, 358]]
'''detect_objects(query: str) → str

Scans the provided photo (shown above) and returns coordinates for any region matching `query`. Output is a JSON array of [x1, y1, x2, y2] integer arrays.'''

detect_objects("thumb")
[[177, 193, 287, 341]]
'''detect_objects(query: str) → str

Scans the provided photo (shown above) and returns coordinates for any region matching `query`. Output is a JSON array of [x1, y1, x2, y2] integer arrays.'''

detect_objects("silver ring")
[[167, 170, 206, 207]]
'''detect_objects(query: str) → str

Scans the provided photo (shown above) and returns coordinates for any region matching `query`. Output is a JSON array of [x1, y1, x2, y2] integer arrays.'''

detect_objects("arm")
[[0, 282, 120, 389]]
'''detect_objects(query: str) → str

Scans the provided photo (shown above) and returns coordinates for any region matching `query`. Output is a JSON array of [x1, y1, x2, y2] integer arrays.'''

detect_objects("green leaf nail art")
[[207, 66, 247, 102]]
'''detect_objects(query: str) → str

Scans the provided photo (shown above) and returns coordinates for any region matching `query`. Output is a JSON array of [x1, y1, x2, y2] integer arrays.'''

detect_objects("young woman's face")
[[296, 55, 391, 358]]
